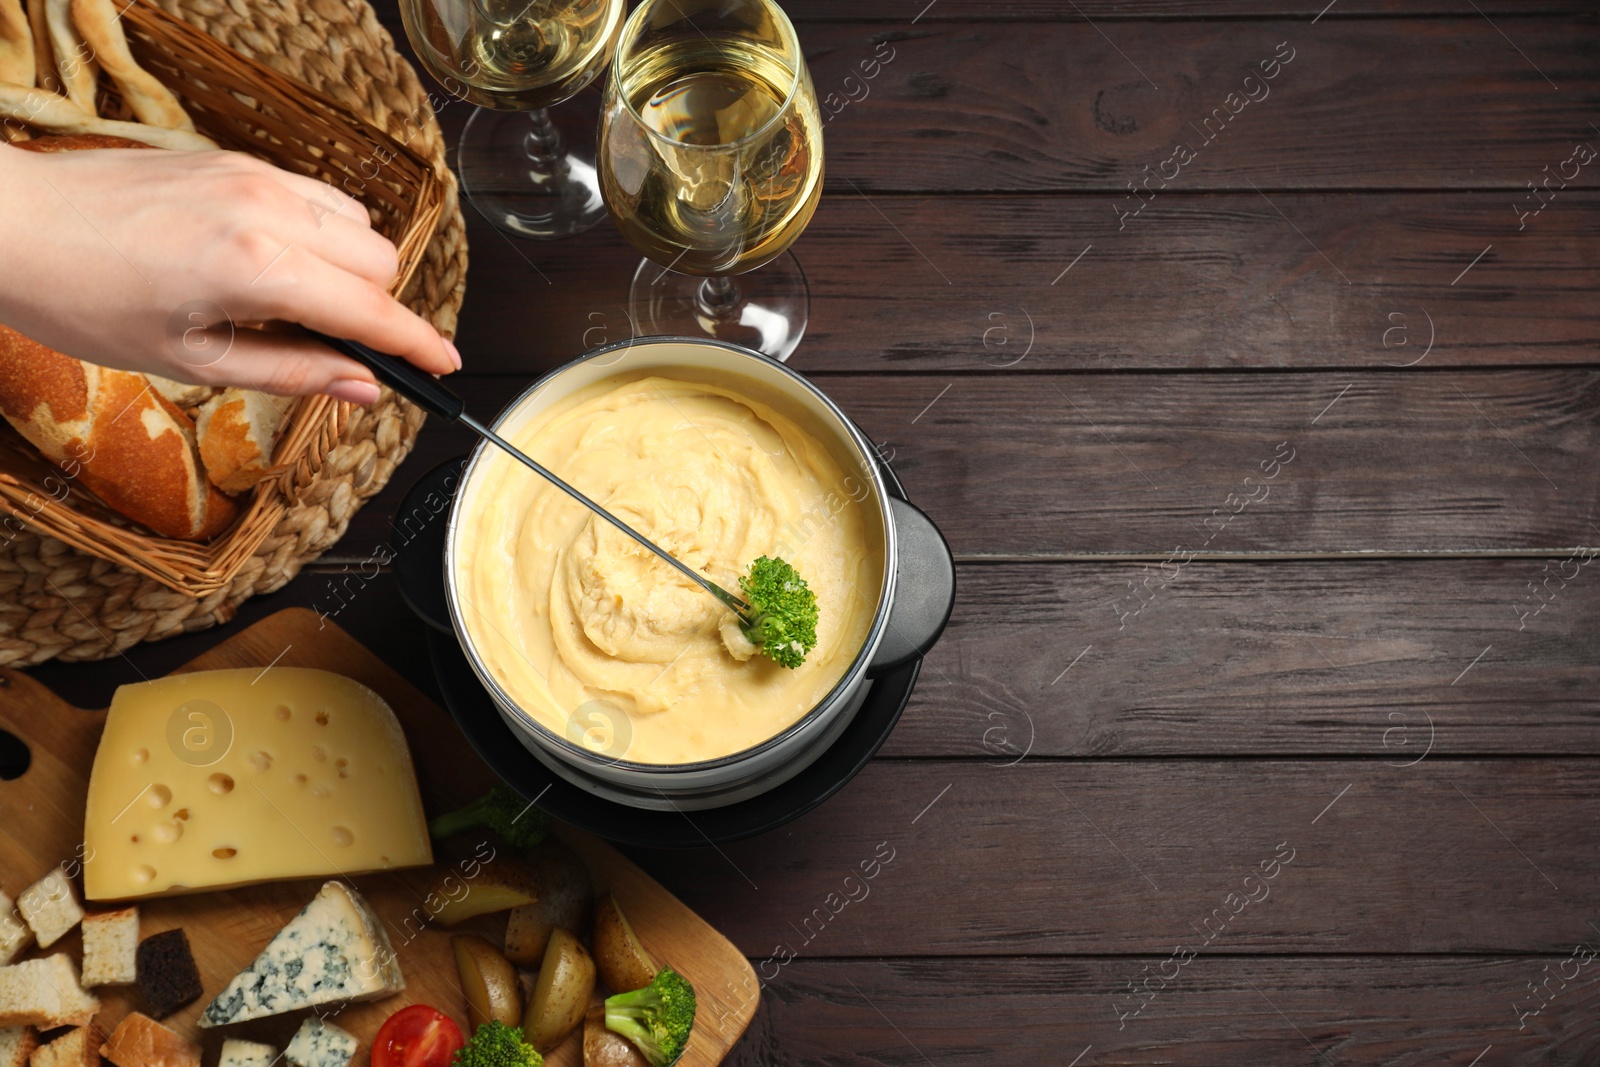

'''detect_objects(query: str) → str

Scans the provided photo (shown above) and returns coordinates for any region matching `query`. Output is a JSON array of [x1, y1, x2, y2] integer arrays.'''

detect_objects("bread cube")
[[0, 956, 99, 1029], [0, 1028, 38, 1067], [0, 897, 32, 967], [98, 1014, 199, 1067], [29, 1028, 97, 1067], [81, 909, 139, 987], [17, 873, 83, 949]]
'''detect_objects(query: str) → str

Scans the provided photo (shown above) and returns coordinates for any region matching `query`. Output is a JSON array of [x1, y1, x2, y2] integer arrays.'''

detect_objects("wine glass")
[[401, 0, 625, 239], [597, 0, 823, 362]]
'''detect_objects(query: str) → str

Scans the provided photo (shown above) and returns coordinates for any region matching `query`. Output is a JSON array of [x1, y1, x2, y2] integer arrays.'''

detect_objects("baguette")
[[11, 130, 146, 152], [0, 85, 216, 150], [67, 0, 191, 130], [195, 388, 290, 493], [0, 0, 30, 87], [144, 375, 217, 411], [24, 0, 54, 93], [41, 0, 94, 112], [0, 324, 238, 540]]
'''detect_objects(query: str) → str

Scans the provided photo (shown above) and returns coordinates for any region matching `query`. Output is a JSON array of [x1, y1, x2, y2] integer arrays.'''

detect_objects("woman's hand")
[[0, 142, 458, 404]]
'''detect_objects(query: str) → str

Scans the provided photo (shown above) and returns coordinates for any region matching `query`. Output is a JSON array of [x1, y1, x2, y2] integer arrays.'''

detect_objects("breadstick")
[[0, 82, 216, 149], [69, 0, 192, 130], [44, 0, 96, 111], [26, 0, 57, 92], [0, 0, 32, 87]]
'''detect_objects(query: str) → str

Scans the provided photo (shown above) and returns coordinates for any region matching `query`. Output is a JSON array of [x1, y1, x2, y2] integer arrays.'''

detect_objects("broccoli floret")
[[452, 1021, 542, 1067], [738, 556, 819, 670], [428, 785, 549, 850], [604, 966, 696, 1066]]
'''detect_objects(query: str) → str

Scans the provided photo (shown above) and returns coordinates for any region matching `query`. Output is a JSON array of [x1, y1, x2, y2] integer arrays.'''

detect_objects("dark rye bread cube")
[[136, 929, 203, 1018]]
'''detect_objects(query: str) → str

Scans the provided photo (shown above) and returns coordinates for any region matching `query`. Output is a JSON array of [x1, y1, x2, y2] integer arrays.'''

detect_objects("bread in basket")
[[0, 0, 467, 665]]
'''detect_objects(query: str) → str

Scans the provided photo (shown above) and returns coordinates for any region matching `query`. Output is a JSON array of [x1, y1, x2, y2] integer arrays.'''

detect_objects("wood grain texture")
[[0, 609, 757, 1067], [320, 370, 1600, 558], [443, 193, 1600, 373], [723, 957, 1600, 1067], [897, 557, 1600, 758], [408, 18, 1599, 194], [35, 557, 1600, 760], [635, 759, 1600, 956]]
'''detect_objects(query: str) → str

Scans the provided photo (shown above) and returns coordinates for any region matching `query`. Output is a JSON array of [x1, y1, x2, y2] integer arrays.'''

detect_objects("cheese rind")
[[83, 668, 433, 901], [199, 881, 403, 1027], [283, 1020, 355, 1067]]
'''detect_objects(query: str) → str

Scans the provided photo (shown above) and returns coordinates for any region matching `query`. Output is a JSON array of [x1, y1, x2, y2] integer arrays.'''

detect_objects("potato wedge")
[[453, 934, 523, 1028], [593, 894, 656, 994], [583, 998, 648, 1067], [504, 840, 594, 965], [524, 927, 595, 1052], [431, 857, 540, 926]]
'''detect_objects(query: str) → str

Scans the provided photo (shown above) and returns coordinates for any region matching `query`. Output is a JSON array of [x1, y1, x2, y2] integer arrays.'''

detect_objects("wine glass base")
[[627, 252, 810, 363], [456, 102, 607, 241]]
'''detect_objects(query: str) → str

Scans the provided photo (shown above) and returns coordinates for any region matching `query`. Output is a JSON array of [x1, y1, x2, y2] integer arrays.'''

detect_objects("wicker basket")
[[0, 0, 468, 666]]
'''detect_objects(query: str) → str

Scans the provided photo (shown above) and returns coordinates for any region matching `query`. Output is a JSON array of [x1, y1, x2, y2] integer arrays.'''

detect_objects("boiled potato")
[[504, 840, 594, 965], [593, 894, 656, 994], [583, 998, 648, 1067], [524, 927, 596, 1052], [452, 934, 522, 1028], [430, 858, 540, 926]]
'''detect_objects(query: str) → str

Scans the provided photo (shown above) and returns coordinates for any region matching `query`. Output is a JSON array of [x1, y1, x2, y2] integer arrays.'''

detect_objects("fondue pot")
[[400, 337, 954, 817]]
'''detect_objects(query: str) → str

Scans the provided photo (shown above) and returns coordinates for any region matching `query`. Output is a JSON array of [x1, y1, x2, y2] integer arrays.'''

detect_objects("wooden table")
[[34, 0, 1600, 1062]]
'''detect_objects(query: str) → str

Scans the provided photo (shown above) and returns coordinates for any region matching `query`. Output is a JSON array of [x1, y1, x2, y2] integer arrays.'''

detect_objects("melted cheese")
[[454, 375, 883, 765]]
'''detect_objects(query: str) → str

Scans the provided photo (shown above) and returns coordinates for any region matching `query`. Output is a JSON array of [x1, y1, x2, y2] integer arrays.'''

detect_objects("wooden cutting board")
[[0, 608, 758, 1067]]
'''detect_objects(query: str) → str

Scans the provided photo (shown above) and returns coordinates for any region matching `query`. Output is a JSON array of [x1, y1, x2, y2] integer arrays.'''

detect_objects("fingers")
[[184, 327, 381, 401], [238, 154, 375, 230], [297, 212, 400, 287], [241, 244, 457, 377]]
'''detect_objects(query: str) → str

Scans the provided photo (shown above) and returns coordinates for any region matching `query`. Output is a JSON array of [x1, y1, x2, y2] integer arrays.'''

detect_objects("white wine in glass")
[[598, 0, 823, 361], [402, 0, 625, 239]]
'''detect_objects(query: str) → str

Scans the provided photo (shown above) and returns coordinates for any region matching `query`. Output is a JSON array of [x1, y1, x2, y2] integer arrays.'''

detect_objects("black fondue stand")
[[320, 333, 954, 846]]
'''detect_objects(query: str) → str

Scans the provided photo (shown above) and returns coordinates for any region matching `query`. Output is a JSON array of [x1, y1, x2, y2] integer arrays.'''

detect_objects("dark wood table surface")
[[34, 0, 1600, 1062]]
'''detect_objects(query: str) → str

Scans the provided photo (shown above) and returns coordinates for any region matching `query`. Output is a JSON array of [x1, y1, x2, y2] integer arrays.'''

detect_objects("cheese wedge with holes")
[[83, 669, 432, 901]]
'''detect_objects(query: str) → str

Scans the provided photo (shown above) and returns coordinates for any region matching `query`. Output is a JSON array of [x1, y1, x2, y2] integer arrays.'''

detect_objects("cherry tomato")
[[372, 1005, 465, 1067]]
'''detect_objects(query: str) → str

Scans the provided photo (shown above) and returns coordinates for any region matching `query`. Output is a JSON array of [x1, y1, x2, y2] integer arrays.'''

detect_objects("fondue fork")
[[313, 333, 758, 622]]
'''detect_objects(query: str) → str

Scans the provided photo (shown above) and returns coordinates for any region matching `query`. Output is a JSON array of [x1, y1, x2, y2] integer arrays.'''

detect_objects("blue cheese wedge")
[[198, 882, 402, 1027], [283, 1019, 355, 1067], [218, 1040, 277, 1067]]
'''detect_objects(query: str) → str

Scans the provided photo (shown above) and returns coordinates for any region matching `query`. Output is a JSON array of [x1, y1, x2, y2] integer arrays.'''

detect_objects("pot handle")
[[866, 497, 956, 678]]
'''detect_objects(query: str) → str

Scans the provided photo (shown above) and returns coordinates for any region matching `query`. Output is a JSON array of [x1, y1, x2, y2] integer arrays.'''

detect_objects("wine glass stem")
[[523, 108, 565, 166], [697, 275, 742, 320]]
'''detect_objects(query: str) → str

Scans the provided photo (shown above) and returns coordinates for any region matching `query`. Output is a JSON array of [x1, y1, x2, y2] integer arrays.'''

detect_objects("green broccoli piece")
[[738, 556, 819, 670], [428, 785, 549, 850], [452, 1021, 542, 1067], [604, 966, 696, 1066]]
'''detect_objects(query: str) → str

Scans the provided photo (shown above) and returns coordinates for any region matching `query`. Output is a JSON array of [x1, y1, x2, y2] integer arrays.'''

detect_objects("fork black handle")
[[310, 330, 465, 422]]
